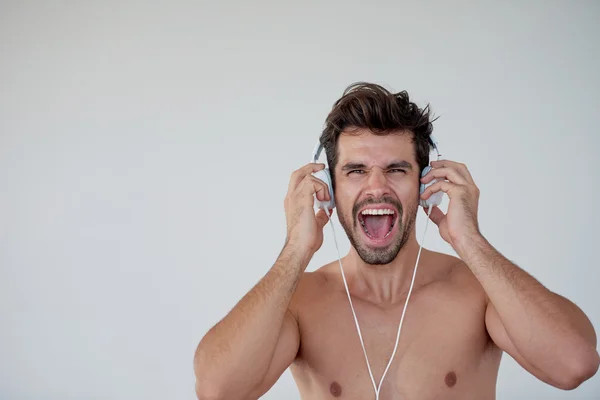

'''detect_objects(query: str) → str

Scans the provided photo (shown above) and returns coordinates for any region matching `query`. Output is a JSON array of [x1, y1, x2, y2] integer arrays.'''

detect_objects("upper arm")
[[247, 308, 300, 399], [485, 301, 559, 386]]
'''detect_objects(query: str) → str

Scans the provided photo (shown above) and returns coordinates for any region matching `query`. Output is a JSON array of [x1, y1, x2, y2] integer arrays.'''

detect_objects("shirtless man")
[[194, 83, 599, 399]]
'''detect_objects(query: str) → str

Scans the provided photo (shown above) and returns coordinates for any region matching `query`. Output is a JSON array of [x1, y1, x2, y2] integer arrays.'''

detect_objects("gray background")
[[1, 1, 599, 399]]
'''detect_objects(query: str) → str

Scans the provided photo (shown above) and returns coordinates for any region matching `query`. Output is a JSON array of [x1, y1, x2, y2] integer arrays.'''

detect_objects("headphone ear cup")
[[420, 166, 443, 208], [312, 169, 335, 210]]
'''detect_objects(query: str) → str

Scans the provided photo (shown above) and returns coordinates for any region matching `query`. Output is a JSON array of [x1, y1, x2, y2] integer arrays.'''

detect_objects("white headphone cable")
[[323, 204, 434, 400]]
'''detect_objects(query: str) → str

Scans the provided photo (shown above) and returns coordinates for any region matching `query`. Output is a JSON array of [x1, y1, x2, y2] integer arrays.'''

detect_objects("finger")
[[430, 160, 474, 184], [420, 180, 463, 200], [420, 166, 467, 185], [423, 205, 446, 226], [315, 208, 331, 230], [296, 175, 330, 202], [288, 163, 326, 193]]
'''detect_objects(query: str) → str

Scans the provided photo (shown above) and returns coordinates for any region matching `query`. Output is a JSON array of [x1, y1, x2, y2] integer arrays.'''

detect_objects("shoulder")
[[422, 249, 487, 301], [443, 252, 488, 303], [288, 262, 337, 316]]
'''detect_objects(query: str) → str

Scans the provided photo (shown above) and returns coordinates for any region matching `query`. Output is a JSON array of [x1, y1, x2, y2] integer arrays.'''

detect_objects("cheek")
[[394, 183, 420, 221], [333, 188, 359, 221], [394, 181, 420, 202], [334, 182, 354, 204]]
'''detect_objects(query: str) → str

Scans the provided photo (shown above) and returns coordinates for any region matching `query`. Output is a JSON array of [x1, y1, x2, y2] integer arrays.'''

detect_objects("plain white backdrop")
[[1, 1, 599, 399]]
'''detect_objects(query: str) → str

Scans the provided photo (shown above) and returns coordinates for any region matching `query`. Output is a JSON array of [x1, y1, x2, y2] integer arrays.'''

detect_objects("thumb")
[[425, 205, 445, 226], [315, 208, 331, 230]]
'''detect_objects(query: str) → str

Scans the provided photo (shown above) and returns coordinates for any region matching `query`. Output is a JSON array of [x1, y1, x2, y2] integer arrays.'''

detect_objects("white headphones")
[[311, 135, 443, 209], [310, 142, 336, 210]]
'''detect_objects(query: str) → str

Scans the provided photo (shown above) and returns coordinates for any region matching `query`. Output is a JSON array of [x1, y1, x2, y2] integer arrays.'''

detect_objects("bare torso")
[[288, 249, 503, 400]]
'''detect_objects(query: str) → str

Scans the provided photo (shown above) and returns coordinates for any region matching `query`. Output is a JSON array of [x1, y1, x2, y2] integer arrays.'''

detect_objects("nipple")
[[329, 381, 342, 397]]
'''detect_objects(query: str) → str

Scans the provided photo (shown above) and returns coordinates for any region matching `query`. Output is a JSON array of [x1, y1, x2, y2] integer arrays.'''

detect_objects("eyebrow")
[[341, 160, 414, 171], [387, 161, 413, 170]]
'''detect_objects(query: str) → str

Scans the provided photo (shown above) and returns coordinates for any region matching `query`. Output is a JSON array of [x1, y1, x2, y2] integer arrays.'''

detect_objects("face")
[[334, 129, 420, 265]]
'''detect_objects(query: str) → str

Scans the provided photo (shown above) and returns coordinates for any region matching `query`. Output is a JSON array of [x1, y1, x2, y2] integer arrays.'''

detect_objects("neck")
[[345, 231, 426, 306]]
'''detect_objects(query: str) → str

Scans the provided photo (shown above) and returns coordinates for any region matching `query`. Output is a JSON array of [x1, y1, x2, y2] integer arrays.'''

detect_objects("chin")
[[354, 225, 410, 265]]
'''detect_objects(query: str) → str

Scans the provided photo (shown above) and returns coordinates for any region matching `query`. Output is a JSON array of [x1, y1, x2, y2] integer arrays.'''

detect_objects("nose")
[[364, 167, 391, 199]]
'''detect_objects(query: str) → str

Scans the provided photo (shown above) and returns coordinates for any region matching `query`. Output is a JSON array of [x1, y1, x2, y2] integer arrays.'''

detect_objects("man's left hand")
[[419, 160, 481, 250]]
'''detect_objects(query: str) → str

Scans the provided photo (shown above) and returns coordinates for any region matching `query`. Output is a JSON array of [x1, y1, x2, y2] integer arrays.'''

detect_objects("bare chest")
[[290, 282, 502, 400]]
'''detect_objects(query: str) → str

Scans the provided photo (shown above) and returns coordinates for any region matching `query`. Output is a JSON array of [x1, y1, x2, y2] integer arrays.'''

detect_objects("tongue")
[[364, 215, 393, 239]]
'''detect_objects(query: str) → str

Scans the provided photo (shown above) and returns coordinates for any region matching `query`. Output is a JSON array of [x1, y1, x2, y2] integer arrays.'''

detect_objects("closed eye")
[[348, 170, 365, 175], [389, 169, 406, 173]]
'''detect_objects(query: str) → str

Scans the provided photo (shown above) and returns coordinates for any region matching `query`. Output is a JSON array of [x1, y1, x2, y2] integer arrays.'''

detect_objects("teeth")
[[359, 219, 369, 233], [360, 209, 395, 215]]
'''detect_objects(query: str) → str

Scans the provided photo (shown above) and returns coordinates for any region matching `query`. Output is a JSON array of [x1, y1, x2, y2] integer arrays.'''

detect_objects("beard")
[[338, 195, 417, 265]]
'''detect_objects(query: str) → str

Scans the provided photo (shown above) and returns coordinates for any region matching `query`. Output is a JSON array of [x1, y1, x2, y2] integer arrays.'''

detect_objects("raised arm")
[[420, 159, 599, 389], [193, 163, 332, 399]]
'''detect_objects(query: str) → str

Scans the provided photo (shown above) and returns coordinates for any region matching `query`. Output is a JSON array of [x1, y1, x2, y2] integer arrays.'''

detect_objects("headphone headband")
[[311, 142, 324, 164], [429, 135, 441, 158]]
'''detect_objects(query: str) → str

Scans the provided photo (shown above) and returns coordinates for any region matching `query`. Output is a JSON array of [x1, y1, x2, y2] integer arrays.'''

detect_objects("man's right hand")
[[284, 163, 332, 256]]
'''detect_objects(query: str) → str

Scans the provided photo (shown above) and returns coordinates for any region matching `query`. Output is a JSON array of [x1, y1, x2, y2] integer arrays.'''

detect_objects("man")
[[194, 83, 599, 399]]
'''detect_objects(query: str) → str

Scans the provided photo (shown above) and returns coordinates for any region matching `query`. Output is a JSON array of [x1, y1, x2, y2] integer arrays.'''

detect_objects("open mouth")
[[357, 208, 397, 241]]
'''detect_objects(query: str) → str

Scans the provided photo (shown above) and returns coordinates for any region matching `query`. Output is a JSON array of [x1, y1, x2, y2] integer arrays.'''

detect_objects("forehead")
[[336, 129, 416, 165]]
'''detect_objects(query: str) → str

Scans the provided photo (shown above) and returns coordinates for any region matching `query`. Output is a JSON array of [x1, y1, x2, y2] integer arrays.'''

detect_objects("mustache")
[[352, 196, 403, 219]]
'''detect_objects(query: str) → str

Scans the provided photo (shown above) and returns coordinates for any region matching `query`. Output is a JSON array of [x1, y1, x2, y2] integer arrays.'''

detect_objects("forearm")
[[456, 234, 598, 374], [194, 243, 310, 396]]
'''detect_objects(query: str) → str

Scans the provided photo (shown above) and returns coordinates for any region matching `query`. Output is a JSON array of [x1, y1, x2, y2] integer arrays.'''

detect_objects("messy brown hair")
[[319, 82, 436, 189]]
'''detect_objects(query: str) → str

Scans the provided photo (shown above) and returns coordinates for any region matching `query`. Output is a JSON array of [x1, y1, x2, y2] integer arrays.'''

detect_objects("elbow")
[[194, 360, 224, 400], [195, 381, 223, 400], [193, 349, 225, 400], [193, 361, 248, 400], [554, 348, 600, 390], [194, 365, 230, 400], [193, 340, 259, 400], [195, 379, 257, 400]]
